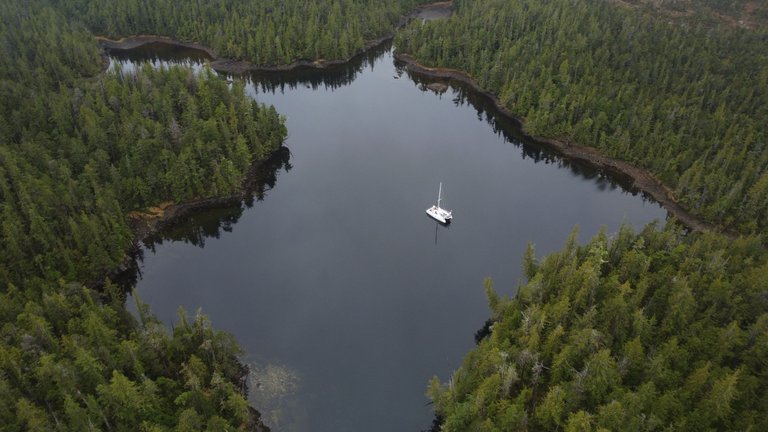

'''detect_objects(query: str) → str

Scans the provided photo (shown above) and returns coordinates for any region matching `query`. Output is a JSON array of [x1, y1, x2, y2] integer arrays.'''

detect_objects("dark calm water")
[[112, 43, 666, 432]]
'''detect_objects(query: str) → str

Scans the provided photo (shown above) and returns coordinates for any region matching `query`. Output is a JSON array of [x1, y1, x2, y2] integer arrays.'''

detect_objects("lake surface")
[[113, 43, 666, 431]]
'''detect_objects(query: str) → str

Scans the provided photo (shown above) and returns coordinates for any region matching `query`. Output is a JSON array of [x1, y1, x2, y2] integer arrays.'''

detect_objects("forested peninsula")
[[428, 225, 768, 430]]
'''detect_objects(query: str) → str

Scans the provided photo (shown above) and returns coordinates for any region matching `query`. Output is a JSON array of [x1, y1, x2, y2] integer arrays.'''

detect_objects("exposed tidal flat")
[[113, 42, 666, 431]]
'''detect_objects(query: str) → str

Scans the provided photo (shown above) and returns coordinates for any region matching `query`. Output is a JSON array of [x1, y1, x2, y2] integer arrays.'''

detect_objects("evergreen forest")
[[429, 225, 768, 430], [60, 0, 432, 65], [1, 0, 767, 430], [395, 0, 768, 430], [395, 0, 768, 236], [0, 2, 288, 430], [0, 0, 423, 429]]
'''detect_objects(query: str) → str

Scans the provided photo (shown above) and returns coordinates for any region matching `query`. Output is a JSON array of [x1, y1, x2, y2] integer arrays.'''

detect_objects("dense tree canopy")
[[428, 225, 768, 430], [2, 0, 767, 429], [0, 3, 287, 286], [0, 1, 286, 429], [401, 8, 768, 426], [395, 0, 768, 236], [2, 0, 440, 427], [59, 0, 431, 65], [1, 281, 258, 431]]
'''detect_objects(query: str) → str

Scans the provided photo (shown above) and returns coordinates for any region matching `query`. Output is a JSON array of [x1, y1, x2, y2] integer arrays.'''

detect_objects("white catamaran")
[[426, 182, 453, 224]]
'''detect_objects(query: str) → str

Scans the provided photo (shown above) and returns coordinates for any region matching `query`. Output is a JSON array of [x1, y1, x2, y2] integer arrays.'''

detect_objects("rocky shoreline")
[[394, 52, 729, 237], [125, 147, 290, 248]]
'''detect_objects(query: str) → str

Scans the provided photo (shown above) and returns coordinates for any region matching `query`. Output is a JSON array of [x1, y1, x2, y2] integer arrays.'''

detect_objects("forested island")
[[1, 0, 766, 430]]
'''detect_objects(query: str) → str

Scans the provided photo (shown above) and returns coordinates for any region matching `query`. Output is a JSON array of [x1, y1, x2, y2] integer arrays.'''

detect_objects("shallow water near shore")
[[117, 43, 666, 431]]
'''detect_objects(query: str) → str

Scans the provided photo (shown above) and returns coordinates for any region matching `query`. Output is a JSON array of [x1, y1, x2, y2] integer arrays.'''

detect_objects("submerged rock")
[[427, 82, 449, 93]]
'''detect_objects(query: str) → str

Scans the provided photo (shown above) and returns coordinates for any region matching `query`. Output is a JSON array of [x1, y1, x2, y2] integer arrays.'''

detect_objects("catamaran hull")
[[426, 183, 452, 224], [426, 207, 452, 224]]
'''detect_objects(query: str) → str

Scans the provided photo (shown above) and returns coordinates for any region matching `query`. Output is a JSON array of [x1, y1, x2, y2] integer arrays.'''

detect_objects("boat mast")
[[438, 182, 442, 208]]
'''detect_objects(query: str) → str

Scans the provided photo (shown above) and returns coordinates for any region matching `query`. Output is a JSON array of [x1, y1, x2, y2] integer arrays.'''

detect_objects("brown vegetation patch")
[[609, 0, 767, 29]]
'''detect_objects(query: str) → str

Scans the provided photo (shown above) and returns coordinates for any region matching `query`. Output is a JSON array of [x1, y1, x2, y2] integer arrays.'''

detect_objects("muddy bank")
[[98, 2, 452, 75], [209, 35, 397, 74], [98, 35, 216, 59], [101, 35, 393, 74], [394, 52, 726, 236]]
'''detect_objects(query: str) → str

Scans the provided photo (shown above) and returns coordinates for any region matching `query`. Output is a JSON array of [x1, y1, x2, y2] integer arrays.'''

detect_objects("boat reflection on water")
[[432, 218, 451, 245]]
